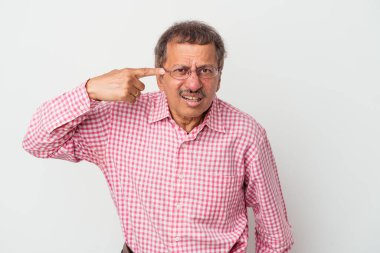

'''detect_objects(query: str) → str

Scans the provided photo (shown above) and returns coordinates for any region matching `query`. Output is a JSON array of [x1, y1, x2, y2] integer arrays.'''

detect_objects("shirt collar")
[[148, 91, 226, 133], [202, 95, 226, 133], [148, 91, 171, 123]]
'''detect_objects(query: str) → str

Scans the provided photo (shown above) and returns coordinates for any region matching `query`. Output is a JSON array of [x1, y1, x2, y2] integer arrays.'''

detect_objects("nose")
[[185, 70, 202, 91]]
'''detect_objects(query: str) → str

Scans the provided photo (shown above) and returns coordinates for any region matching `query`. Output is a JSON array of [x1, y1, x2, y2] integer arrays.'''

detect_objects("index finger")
[[131, 68, 165, 78]]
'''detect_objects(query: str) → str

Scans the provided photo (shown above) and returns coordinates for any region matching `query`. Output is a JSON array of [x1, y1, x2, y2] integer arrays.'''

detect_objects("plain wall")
[[0, 0, 379, 252]]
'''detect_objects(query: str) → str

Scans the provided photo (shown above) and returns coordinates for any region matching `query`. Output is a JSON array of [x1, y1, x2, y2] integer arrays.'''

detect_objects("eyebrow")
[[172, 64, 215, 68]]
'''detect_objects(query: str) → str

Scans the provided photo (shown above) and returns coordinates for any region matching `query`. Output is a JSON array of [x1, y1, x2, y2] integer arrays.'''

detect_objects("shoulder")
[[109, 91, 162, 119], [110, 91, 161, 109], [216, 97, 267, 141]]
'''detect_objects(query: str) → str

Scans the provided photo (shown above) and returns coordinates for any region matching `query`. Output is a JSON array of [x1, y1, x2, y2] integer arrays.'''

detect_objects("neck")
[[170, 112, 204, 133]]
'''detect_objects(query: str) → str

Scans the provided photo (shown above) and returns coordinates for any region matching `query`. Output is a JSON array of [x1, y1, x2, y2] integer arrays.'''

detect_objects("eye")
[[172, 67, 188, 74], [199, 67, 215, 76], [201, 66, 215, 73], [203, 68, 212, 73]]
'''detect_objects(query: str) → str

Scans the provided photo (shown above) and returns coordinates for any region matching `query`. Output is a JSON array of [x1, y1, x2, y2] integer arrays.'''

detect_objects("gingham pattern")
[[23, 82, 293, 253]]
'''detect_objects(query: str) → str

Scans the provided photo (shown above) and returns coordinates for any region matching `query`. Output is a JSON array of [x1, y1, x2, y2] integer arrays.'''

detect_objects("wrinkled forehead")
[[164, 41, 218, 67]]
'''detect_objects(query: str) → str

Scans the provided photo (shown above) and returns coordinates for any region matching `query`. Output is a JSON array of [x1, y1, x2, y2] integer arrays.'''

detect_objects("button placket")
[[171, 140, 187, 245]]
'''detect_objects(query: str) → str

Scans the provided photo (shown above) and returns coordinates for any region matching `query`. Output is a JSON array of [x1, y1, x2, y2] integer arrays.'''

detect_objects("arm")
[[22, 81, 111, 166], [22, 67, 164, 165], [244, 128, 294, 253]]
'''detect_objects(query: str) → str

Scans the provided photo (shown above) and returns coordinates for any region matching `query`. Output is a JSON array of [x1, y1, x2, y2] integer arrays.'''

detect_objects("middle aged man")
[[23, 21, 293, 253]]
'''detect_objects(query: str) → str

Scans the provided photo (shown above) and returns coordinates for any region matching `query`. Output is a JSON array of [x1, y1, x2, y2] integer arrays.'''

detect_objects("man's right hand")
[[86, 68, 165, 103]]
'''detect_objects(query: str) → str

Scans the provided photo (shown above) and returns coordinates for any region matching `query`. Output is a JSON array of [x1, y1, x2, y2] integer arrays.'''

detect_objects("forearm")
[[22, 81, 105, 161]]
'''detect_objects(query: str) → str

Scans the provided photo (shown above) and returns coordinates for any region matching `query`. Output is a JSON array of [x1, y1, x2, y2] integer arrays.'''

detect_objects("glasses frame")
[[162, 65, 221, 80]]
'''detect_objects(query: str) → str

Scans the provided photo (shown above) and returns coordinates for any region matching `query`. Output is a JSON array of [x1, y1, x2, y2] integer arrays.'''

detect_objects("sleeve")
[[22, 81, 112, 167], [244, 128, 294, 253]]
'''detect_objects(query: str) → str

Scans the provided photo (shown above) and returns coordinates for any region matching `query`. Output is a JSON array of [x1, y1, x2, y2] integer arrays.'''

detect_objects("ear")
[[216, 75, 221, 92], [156, 74, 165, 91]]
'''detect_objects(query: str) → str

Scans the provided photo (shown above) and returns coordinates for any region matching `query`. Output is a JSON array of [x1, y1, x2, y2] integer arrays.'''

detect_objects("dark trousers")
[[121, 243, 133, 253]]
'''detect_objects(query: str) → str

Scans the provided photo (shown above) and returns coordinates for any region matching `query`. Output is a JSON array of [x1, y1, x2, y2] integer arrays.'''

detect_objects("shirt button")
[[174, 236, 181, 242], [176, 203, 182, 210]]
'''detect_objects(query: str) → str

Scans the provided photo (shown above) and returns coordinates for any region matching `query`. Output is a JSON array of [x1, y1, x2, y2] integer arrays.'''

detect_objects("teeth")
[[182, 96, 201, 101]]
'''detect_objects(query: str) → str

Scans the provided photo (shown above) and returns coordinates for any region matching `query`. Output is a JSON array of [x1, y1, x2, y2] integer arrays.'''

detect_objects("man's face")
[[157, 41, 221, 123]]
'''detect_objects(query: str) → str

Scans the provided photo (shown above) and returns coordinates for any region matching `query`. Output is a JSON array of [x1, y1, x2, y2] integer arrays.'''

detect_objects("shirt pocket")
[[184, 172, 244, 228]]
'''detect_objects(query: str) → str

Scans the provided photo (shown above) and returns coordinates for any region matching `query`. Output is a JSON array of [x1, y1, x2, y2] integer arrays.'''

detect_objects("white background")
[[0, 0, 379, 252]]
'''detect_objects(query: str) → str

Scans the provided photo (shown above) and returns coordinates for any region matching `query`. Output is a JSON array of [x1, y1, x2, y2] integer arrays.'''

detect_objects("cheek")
[[204, 81, 219, 94], [167, 80, 185, 94], [163, 81, 185, 101], [160, 76, 178, 90]]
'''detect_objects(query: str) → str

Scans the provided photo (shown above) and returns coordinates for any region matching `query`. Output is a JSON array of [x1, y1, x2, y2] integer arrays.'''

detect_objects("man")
[[23, 21, 293, 253]]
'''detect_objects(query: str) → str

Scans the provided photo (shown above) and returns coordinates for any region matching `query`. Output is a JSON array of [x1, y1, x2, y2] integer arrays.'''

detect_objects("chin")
[[182, 107, 209, 119]]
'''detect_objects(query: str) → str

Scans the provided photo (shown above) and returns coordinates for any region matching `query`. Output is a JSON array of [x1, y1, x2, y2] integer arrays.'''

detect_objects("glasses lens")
[[168, 66, 219, 80], [171, 67, 189, 79], [197, 66, 218, 79]]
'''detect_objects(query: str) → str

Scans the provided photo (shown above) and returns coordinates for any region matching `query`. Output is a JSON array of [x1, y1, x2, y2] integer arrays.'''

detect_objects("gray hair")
[[154, 21, 226, 69]]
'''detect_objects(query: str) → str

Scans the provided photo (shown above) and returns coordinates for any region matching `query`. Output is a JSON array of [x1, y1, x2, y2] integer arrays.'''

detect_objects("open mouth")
[[180, 94, 204, 107], [181, 95, 202, 102]]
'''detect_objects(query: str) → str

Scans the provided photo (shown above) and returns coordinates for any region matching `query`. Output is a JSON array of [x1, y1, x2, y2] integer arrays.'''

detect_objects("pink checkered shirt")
[[23, 82, 293, 253]]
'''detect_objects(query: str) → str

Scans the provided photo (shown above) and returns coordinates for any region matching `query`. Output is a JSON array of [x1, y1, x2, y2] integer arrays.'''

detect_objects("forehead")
[[165, 41, 217, 66]]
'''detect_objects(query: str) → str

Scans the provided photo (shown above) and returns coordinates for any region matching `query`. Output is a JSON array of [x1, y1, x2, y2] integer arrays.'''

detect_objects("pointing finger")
[[132, 68, 165, 78]]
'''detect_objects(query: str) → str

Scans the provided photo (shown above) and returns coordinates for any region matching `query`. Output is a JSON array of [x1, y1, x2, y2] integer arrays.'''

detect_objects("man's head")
[[155, 21, 226, 70], [154, 21, 226, 128]]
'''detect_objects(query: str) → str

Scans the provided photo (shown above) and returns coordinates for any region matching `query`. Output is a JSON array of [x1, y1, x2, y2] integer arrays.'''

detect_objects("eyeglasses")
[[163, 65, 220, 80]]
